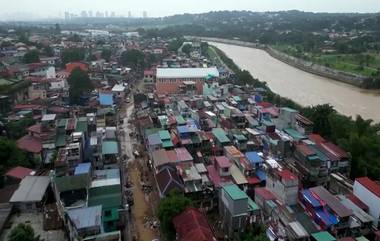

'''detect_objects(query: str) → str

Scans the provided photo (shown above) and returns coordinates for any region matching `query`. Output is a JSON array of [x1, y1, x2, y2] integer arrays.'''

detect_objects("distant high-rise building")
[[64, 12, 70, 20], [143, 11, 147, 18], [88, 11, 93, 18], [111, 11, 115, 18], [128, 11, 132, 18], [81, 11, 88, 18], [105, 11, 109, 18]]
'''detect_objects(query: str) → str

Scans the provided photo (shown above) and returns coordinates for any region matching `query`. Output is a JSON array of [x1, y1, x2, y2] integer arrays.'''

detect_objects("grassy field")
[[272, 44, 380, 77]]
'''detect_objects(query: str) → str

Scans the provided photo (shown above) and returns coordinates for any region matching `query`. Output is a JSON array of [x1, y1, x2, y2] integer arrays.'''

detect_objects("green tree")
[[67, 67, 94, 104], [68, 34, 82, 42], [120, 49, 145, 69], [302, 104, 336, 138], [6, 116, 36, 139], [181, 44, 192, 56], [101, 49, 112, 62], [54, 23, 61, 34], [8, 223, 41, 241], [61, 48, 85, 65], [158, 191, 192, 241], [44, 46, 54, 57], [23, 50, 40, 63], [168, 38, 184, 52]]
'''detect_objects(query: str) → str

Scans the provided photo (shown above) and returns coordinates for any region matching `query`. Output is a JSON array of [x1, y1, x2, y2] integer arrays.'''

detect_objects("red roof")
[[173, 208, 216, 241], [356, 177, 380, 198], [278, 169, 298, 181], [207, 165, 232, 188], [6, 166, 35, 180], [346, 194, 369, 211], [247, 176, 260, 185], [257, 101, 273, 108], [297, 144, 315, 156], [255, 187, 276, 200], [27, 124, 42, 134], [309, 134, 326, 144], [215, 156, 231, 168], [14, 104, 43, 111], [321, 142, 348, 160], [17, 135, 42, 153]]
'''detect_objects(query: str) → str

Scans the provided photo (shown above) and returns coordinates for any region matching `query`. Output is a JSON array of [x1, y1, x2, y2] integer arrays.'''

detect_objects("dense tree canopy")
[[23, 50, 40, 63], [61, 48, 85, 65], [181, 44, 192, 56], [158, 191, 192, 241], [101, 49, 112, 62], [8, 223, 41, 241], [67, 67, 94, 105], [120, 49, 145, 69]]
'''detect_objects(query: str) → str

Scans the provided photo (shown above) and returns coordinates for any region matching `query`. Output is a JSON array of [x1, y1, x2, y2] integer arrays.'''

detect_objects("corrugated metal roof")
[[223, 184, 247, 200], [212, 128, 230, 143], [74, 163, 91, 175], [67, 205, 102, 230], [311, 231, 336, 241], [156, 67, 219, 79], [102, 141, 119, 155], [10, 176, 50, 203]]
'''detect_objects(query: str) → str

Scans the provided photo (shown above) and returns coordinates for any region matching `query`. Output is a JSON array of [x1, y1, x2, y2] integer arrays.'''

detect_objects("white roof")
[[156, 67, 219, 79], [41, 114, 56, 121], [10, 176, 50, 203], [91, 169, 120, 188], [112, 84, 125, 92], [288, 221, 309, 238]]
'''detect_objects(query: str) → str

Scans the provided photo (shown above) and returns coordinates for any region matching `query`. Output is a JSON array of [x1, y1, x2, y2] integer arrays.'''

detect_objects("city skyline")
[[1, 0, 380, 20]]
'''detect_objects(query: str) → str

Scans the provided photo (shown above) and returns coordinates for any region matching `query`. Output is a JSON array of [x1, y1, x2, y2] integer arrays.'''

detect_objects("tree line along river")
[[210, 42, 380, 123]]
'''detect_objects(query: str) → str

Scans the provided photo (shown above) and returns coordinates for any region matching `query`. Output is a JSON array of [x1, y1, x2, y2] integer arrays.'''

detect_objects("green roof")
[[57, 119, 68, 128], [248, 198, 260, 211], [158, 130, 171, 140], [145, 128, 162, 137], [232, 96, 242, 102], [102, 141, 119, 155], [55, 133, 66, 147], [55, 174, 89, 192], [88, 192, 122, 209], [175, 115, 186, 125], [223, 184, 247, 200], [282, 107, 298, 113], [311, 232, 336, 241], [162, 140, 174, 148], [284, 128, 306, 140], [75, 117, 88, 133], [212, 128, 230, 143], [234, 134, 247, 141], [356, 237, 369, 241]]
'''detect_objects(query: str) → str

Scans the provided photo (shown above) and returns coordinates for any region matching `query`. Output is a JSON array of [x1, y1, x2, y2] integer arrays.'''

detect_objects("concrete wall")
[[353, 181, 380, 227]]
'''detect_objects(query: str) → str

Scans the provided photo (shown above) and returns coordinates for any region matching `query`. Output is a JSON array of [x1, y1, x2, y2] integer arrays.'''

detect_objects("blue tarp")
[[99, 93, 114, 106], [74, 162, 91, 175], [301, 190, 322, 208], [255, 169, 266, 181], [177, 125, 190, 134], [245, 152, 263, 164], [315, 209, 338, 226]]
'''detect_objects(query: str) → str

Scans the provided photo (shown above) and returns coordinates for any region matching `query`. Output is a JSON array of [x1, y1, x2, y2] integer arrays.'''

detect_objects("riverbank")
[[189, 36, 373, 89]]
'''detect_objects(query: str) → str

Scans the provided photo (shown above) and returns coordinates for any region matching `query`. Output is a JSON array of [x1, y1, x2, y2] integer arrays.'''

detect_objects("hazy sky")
[[1, 0, 380, 19]]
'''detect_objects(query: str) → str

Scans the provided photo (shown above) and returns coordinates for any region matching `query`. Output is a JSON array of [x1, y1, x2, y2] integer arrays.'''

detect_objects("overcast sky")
[[1, 0, 380, 20]]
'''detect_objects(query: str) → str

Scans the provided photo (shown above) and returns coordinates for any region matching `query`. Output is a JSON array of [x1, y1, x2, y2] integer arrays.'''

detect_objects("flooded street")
[[211, 42, 380, 122]]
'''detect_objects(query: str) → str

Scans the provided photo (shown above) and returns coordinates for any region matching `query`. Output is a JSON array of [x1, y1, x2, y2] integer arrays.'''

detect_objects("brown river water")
[[211, 42, 380, 122]]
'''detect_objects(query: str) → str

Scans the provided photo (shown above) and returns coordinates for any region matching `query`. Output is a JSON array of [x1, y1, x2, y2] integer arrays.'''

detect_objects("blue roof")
[[301, 190, 322, 208], [99, 93, 114, 106], [177, 125, 190, 134], [315, 209, 338, 227], [245, 152, 263, 164], [74, 163, 91, 175], [255, 169, 266, 181], [148, 133, 161, 146]]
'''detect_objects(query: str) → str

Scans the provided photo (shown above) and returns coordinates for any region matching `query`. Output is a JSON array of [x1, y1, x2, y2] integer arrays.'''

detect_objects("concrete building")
[[155, 67, 219, 95], [266, 168, 299, 206], [219, 184, 260, 239], [353, 177, 380, 228]]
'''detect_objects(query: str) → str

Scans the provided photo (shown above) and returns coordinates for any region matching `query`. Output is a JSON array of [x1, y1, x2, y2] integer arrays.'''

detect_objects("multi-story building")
[[219, 184, 260, 239], [353, 177, 380, 228], [156, 67, 219, 95]]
